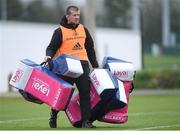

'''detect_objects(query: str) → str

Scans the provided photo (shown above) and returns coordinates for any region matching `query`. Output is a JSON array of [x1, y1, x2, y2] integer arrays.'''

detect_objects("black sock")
[[51, 109, 59, 117]]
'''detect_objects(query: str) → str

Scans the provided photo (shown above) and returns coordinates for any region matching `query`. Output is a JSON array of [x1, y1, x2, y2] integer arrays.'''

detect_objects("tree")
[[171, 0, 180, 34], [141, 0, 162, 44], [97, 0, 131, 28], [24, 0, 49, 22], [0, 0, 24, 20], [23, 0, 65, 23]]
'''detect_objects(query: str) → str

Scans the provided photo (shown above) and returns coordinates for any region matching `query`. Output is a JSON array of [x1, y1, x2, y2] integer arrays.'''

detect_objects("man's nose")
[[75, 16, 79, 19], [75, 14, 80, 18]]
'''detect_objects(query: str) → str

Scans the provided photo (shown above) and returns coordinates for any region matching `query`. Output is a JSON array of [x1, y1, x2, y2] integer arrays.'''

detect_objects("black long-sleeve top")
[[46, 16, 99, 68]]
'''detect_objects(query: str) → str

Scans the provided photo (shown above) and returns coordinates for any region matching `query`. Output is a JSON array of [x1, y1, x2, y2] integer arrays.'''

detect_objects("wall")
[[0, 21, 58, 94], [0, 23, 3, 93], [0, 21, 142, 94], [96, 28, 142, 69]]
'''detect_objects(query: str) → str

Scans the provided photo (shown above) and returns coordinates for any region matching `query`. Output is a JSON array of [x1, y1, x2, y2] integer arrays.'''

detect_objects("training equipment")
[[10, 59, 74, 110], [102, 56, 135, 81], [65, 80, 132, 126], [99, 80, 132, 123], [65, 83, 100, 127], [52, 54, 83, 78], [66, 56, 135, 126], [90, 69, 118, 100]]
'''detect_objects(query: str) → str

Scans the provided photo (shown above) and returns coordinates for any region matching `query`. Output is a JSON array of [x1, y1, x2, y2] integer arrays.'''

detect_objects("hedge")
[[133, 69, 180, 89]]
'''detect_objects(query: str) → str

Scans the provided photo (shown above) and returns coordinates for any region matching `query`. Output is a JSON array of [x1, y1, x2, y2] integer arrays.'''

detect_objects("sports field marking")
[[129, 111, 180, 116], [0, 117, 47, 124], [0, 111, 179, 124], [133, 124, 180, 130]]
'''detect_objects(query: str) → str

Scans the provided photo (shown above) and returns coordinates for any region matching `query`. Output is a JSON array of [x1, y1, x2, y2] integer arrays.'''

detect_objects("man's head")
[[66, 5, 80, 25]]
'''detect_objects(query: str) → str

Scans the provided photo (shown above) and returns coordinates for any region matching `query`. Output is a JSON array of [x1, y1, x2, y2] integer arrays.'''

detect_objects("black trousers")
[[51, 61, 91, 121]]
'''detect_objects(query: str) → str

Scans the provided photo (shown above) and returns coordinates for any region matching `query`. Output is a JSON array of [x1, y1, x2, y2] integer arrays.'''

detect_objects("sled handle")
[[40, 61, 47, 66]]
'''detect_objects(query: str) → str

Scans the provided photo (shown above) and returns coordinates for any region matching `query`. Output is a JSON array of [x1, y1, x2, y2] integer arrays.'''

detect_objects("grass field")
[[144, 55, 180, 70], [1, 55, 180, 130], [1, 92, 180, 130]]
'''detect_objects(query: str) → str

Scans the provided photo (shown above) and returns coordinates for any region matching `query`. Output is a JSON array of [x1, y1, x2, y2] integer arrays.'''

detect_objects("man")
[[45, 5, 98, 128]]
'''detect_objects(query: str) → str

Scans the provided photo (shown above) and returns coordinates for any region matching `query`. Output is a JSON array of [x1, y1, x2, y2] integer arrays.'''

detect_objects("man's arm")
[[46, 28, 62, 58], [84, 27, 99, 68]]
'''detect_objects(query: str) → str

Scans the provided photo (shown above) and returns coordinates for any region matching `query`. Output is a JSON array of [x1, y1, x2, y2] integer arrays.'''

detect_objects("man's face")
[[66, 10, 80, 25]]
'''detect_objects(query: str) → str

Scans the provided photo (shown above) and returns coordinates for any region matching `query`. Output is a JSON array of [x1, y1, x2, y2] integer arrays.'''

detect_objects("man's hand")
[[129, 82, 134, 93], [44, 56, 53, 71]]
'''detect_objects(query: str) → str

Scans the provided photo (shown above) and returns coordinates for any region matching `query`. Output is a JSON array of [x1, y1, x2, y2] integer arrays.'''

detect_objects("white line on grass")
[[132, 124, 180, 130], [1, 111, 179, 124], [1, 111, 180, 130], [129, 111, 180, 116], [0, 117, 47, 124]]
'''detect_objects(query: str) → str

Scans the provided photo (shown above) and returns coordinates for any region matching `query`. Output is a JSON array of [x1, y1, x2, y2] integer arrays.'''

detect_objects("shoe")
[[82, 120, 96, 128], [49, 114, 57, 128]]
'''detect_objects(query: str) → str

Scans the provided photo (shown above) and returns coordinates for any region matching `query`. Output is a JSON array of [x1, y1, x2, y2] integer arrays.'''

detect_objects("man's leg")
[[49, 77, 74, 128], [49, 109, 59, 128], [76, 62, 95, 128]]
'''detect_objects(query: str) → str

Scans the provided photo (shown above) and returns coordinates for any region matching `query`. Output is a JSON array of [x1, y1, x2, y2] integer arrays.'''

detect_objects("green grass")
[[1, 93, 180, 130], [1, 54, 180, 130], [144, 54, 180, 70]]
